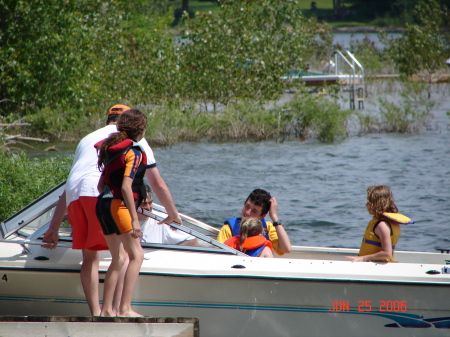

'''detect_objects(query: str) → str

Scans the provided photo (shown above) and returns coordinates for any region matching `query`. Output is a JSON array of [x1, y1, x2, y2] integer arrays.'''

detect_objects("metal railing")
[[332, 50, 365, 109]]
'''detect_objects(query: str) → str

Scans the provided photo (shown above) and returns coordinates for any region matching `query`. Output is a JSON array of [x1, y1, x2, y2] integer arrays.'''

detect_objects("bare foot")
[[100, 310, 115, 317], [117, 310, 143, 317]]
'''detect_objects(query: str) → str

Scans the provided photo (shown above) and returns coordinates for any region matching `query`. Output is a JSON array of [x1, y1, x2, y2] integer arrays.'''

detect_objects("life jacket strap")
[[363, 238, 395, 249]]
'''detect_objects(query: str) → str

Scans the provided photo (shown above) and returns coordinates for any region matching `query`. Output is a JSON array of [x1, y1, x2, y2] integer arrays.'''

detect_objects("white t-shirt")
[[139, 215, 195, 245], [65, 124, 156, 205]]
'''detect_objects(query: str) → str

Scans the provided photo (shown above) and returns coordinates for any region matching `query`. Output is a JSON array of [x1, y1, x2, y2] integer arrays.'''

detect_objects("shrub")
[[282, 91, 351, 142], [0, 152, 72, 221]]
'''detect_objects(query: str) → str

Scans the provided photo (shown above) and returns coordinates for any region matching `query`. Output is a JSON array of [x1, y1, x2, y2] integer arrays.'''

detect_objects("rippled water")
[[154, 94, 450, 253], [27, 85, 450, 253]]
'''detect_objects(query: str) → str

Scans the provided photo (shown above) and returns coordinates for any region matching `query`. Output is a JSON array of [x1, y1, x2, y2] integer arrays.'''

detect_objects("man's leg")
[[81, 248, 101, 316]]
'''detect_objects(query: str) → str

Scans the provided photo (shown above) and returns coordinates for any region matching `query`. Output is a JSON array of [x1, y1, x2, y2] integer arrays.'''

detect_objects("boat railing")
[[139, 207, 247, 256]]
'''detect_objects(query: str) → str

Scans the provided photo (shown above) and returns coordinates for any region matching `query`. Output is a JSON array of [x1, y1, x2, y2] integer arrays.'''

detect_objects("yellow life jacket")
[[358, 213, 413, 262]]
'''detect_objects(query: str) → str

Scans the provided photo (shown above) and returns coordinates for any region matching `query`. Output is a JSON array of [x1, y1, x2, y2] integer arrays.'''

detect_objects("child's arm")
[[373, 221, 394, 260], [121, 176, 141, 239], [346, 221, 393, 262]]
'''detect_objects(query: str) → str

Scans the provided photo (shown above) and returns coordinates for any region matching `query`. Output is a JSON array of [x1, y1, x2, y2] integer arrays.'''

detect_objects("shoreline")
[[333, 26, 404, 33]]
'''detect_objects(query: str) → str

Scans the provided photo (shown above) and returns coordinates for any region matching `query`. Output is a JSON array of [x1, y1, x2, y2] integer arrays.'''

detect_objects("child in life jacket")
[[346, 185, 413, 262], [224, 217, 274, 258], [96, 109, 147, 317]]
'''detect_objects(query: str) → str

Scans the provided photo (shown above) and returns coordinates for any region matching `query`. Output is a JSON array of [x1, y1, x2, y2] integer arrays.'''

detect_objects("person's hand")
[[131, 219, 142, 239], [345, 256, 366, 262], [158, 215, 182, 227], [268, 197, 279, 222], [41, 229, 59, 249]]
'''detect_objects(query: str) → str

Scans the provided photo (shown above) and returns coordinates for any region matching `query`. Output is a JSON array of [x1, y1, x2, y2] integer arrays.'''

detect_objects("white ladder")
[[331, 50, 365, 109]]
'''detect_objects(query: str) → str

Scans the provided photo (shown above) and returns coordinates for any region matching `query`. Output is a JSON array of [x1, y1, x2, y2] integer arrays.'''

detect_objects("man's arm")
[[268, 197, 292, 254], [145, 167, 182, 225], [41, 190, 67, 249]]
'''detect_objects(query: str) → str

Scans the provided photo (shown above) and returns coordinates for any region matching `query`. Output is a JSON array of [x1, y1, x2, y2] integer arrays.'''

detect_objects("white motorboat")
[[1, 182, 449, 336]]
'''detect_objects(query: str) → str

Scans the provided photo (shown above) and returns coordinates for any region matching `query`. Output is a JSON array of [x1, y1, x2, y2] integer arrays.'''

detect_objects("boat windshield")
[[1, 181, 246, 256], [1, 182, 65, 240]]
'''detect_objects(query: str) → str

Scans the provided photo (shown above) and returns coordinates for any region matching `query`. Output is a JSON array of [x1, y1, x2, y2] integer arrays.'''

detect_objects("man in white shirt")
[[139, 183, 198, 246], [42, 104, 182, 316]]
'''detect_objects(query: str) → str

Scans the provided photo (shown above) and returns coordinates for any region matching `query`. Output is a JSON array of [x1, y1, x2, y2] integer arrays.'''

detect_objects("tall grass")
[[142, 91, 352, 146], [356, 82, 435, 134]]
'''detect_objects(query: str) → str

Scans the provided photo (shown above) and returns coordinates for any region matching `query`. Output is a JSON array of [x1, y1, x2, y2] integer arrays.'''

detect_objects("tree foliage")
[[343, 0, 450, 25], [175, 0, 328, 106], [384, 0, 449, 82], [0, 0, 130, 115]]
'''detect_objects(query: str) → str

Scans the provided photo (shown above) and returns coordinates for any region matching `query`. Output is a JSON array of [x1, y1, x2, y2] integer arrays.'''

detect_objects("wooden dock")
[[0, 316, 199, 337]]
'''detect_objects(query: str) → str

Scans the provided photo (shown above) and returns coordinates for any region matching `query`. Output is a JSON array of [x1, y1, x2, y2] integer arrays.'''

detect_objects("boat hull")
[[1, 257, 449, 337]]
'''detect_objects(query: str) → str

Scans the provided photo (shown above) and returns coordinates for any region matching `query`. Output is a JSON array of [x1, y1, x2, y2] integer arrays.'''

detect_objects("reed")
[[355, 81, 436, 134]]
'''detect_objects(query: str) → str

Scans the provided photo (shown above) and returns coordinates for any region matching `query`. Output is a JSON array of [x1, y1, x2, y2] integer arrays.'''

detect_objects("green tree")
[[384, 0, 449, 97], [348, 0, 450, 24], [0, 0, 132, 115], [176, 0, 325, 107]]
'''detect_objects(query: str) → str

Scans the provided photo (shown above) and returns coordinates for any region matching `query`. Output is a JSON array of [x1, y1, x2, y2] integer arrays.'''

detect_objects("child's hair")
[[98, 109, 147, 170], [239, 217, 263, 251], [367, 185, 398, 218]]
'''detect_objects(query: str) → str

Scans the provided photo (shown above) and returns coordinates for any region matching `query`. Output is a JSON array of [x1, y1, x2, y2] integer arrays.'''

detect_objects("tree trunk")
[[333, 0, 341, 15], [182, 0, 189, 11]]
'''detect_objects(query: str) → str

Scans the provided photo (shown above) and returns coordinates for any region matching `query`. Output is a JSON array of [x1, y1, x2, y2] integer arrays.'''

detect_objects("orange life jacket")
[[224, 235, 273, 257]]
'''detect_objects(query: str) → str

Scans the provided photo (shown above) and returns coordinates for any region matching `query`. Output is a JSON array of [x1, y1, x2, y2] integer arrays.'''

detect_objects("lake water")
[[332, 31, 402, 50], [152, 85, 450, 253], [27, 84, 450, 253]]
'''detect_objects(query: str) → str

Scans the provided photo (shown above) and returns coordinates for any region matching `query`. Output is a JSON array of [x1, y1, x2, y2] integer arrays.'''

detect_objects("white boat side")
[[1, 182, 449, 336]]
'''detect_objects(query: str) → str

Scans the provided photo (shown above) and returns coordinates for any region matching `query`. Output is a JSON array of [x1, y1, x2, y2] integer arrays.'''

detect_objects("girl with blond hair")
[[346, 185, 413, 262], [224, 217, 273, 258]]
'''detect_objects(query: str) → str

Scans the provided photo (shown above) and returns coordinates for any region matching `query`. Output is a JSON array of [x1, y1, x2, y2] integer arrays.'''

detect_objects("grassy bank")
[[0, 152, 72, 221]]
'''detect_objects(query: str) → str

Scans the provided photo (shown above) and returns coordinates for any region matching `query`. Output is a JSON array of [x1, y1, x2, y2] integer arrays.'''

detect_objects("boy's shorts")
[[68, 196, 108, 251]]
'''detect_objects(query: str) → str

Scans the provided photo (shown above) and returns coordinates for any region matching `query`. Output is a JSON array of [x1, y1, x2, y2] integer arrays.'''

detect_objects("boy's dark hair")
[[144, 183, 152, 199], [245, 189, 272, 216]]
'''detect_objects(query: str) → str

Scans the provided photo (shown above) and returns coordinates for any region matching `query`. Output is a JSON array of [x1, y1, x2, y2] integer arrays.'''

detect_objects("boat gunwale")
[[0, 265, 448, 286]]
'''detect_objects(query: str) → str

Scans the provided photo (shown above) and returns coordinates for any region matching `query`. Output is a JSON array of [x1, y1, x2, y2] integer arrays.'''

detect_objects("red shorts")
[[68, 196, 108, 251]]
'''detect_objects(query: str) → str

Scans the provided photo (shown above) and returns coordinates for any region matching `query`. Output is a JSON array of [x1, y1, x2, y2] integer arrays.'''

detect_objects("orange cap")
[[108, 104, 130, 116]]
